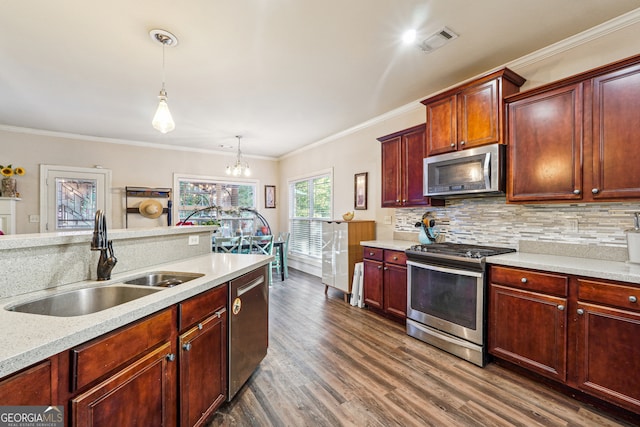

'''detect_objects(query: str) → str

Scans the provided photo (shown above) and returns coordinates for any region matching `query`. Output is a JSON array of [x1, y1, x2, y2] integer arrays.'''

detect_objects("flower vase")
[[1, 178, 16, 197]]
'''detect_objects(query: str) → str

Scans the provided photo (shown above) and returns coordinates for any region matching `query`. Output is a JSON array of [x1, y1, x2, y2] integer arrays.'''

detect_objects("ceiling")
[[2, 1, 640, 159]]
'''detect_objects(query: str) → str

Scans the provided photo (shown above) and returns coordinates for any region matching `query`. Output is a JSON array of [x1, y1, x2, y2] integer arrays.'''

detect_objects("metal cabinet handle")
[[396, 199, 400, 203], [630, 296, 638, 303], [460, 141, 465, 146], [198, 323, 203, 330], [450, 143, 455, 147], [521, 277, 528, 283], [577, 308, 585, 315], [592, 188, 599, 194], [573, 189, 580, 195], [383, 267, 388, 271], [557, 305, 565, 311], [393, 256, 398, 260], [166, 353, 176, 362], [183, 343, 192, 352], [377, 265, 382, 269], [402, 199, 406, 203], [369, 252, 375, 256]]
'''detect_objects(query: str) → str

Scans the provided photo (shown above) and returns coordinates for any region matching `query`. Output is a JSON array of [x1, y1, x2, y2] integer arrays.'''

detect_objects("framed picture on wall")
[[354, 172, 367, 210], [265, 185, 276, 208]]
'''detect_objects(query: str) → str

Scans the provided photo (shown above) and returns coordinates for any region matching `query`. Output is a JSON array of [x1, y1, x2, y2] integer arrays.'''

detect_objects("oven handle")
[[406, 260, 483, 278]]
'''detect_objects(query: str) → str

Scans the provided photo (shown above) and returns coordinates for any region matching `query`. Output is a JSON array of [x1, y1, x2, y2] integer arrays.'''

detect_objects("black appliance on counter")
[[405, 242, 515, 367]]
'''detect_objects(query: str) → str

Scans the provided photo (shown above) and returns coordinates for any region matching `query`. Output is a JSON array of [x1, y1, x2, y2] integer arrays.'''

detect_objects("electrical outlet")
[[29, 214, 40, 223], [188, 235, 199, 245]]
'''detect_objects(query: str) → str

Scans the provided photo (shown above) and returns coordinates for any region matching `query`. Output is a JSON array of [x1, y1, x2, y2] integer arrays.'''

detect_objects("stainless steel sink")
[[123, 271, 204, 288], [6, 285, 163, 317]]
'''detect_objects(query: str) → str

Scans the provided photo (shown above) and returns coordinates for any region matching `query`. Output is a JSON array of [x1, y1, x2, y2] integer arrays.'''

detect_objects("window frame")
[[288, 168, 333, 260]]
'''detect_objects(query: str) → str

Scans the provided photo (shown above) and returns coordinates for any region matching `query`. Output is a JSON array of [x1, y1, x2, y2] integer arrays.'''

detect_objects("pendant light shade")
[[150, 29, 178, 133]]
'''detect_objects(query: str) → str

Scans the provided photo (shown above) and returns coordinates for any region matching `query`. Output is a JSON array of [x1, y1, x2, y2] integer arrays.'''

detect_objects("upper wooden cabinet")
[[507, 54, 640, 203], [378, 124, 444, 208], [421, 68, 525, 156]]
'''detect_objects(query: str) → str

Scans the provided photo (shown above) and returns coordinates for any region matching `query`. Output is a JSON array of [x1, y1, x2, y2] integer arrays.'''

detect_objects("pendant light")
[[226, 136, 251, 177], [150, 29, 178, 133]]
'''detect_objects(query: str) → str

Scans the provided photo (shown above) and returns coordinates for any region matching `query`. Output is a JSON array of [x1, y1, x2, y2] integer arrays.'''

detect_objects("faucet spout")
[[92, 210, 117, 280]]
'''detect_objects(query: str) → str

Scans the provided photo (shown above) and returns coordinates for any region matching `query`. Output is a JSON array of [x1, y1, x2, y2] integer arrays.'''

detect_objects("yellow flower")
[[0, 164, 25, 177]]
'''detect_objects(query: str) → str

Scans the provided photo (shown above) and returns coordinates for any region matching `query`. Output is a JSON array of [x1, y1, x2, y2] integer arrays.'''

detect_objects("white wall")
[[0, 130, 279, 233]]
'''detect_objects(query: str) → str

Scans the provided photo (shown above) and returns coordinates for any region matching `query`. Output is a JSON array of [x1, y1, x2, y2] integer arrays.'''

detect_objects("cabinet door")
[[402, 127, 429, 206], [575, 302, 640, 413], [179, 311, 227, 427], [363, 259, 383, 309], [426, 95, 457, 156], [489, 284, 567, 382], [383, 264, 407, 319], [0, 359, 56, 405], [591, 63, 640, 199], [72, 341, 177, 427], [380, 137, 402, 207], [507, 84, 583, 202], [457, 78, 500, 149]]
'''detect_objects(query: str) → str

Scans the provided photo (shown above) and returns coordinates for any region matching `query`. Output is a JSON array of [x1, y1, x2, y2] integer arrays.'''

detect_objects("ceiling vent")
[[418, 26, 458, 53]]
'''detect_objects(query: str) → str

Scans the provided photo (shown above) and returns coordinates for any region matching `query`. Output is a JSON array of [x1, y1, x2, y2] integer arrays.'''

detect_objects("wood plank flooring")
[[208, 269, 638, 426]]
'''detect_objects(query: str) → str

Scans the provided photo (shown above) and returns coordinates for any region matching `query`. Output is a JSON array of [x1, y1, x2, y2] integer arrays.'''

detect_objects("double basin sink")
[[6, 272, 204, 317]]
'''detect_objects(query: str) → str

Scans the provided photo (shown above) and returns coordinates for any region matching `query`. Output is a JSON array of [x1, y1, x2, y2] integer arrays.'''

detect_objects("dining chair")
[[249, 235, 274, 285], [213, 236, 241, 253]]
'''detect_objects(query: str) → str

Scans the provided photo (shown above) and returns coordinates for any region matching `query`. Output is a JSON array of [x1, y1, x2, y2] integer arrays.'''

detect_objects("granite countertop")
[[360, 239, 414, 251], [488, 252, 640, 285], [0, 252, 272, 378]]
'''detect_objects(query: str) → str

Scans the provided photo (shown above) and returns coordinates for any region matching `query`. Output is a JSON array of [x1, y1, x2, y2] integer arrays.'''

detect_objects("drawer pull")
[[557, 305, 565, 311], [369, 252, 375, 256], [393, 256, 398, 260], [198, 323, 203, 330], [521, 277, 528, 283], [377, 265, 382, 270], [577, 308, 585, 315], [630, 296, 638, 303]]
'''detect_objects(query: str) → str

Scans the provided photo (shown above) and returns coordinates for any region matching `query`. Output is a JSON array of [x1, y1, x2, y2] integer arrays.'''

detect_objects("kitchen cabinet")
[[575, 278, 640, 413], [421, 68, 525, 156], [0, 358, 57, 405], [322, 220, 375, 301], [507, 54, 640, 203], [68, 307, 177, 427], [489, 266, 569, 382], [489, 265, 640, 415], [362, 247, 407, 322], [178, 285, 227, 427], [0, 197, 19, 234], [378, 124, 444, 208]]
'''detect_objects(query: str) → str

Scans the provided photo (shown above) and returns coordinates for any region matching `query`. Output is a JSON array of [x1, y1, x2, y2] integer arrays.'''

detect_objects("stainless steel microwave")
[[423, 144, 505, 197]]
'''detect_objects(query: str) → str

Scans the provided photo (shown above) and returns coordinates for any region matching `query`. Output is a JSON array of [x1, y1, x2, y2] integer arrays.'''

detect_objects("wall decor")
[[354, 172, 368, 210], [265, 185, 276, 208]]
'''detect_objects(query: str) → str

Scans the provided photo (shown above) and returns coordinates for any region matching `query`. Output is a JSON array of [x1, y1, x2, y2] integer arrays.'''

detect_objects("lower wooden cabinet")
[[178, 285, 228, 427], [489, 265, 640, 415], [72, 342, 177, 427], [0, 358, 57, 405], [362, 247, 407, 322]]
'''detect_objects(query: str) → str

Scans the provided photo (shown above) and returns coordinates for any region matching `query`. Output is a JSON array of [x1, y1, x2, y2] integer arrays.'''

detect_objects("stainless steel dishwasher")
[[228, 265, 269, 400]]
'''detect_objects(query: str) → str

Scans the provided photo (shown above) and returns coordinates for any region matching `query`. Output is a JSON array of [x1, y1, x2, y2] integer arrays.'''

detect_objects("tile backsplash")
[[395, 197, 640, 249]]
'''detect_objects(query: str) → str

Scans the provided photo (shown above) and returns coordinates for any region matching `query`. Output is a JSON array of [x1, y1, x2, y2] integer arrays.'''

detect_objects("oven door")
[[406, 260, 484, 345]]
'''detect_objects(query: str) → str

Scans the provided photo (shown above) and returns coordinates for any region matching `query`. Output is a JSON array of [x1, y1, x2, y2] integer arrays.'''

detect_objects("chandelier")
[[226, 136, 251, 177], [150, 29, 178, 133]]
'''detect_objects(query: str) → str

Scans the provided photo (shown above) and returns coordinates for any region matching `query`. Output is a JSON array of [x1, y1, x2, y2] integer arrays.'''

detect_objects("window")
[[289, 171, 332, 259], [175, 175, 257, 235]]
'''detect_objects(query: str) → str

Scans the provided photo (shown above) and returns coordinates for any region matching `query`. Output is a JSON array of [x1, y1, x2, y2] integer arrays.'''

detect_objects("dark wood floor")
[[208, 269, 637, 427]]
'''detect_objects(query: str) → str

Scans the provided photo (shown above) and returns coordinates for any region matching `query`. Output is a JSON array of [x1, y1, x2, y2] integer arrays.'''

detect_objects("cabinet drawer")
[[577, 279, 640, 312], [71, 307, 175, 392], [384, 250, 407, 265], [363, 247, 383, 261], [490, 266, 568, 297], [179, 284, 227, 332]]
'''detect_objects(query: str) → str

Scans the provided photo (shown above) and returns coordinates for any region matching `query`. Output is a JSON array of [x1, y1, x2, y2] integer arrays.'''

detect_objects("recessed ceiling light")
[[402, 29, 417, 44]]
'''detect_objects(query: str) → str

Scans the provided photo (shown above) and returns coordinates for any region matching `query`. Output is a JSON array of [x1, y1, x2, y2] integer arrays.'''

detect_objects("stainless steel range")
[[405, 242, 515, 367]]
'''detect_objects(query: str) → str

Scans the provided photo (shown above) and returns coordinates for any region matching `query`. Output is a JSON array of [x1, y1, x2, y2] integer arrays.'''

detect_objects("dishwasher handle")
[[237, 276, 265, 297]]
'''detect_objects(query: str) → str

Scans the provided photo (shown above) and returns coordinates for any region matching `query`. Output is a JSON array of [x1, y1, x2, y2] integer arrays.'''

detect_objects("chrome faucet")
[[91, 210, 117, 281]]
